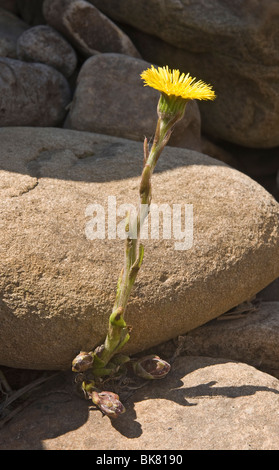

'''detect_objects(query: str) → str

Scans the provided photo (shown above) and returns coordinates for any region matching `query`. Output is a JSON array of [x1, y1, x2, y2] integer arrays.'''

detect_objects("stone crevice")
[[10, 178, 39, 197]]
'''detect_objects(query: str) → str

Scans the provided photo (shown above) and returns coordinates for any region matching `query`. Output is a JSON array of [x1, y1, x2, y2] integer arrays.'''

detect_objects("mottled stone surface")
[[89, 0, 279, 148], [0, 128, 278, 369], [178, 301, 279, 377], [43, 0, 140, 58], [1, 357, 279, 450], [17, 25, 77, 77], [0, 58, 71, 126]]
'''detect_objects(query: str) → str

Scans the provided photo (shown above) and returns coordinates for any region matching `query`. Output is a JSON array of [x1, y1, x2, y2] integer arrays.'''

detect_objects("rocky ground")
[[0, 0, 279, 450]]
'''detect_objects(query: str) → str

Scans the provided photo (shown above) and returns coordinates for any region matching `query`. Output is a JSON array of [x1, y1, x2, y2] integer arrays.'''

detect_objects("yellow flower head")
[[141, 65, 216, 101]]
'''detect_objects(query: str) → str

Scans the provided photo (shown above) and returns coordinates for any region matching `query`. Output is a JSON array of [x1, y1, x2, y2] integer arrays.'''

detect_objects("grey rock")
[[0, 58, 71, 126], [257, 279, 279, 302], [89, 0, 279, 148], [16, 0, 45, 26], [17, 25, 77, 77], [43, 0, 140, 58], [178, 301, 279, 377], [0, 7, 28, 58]]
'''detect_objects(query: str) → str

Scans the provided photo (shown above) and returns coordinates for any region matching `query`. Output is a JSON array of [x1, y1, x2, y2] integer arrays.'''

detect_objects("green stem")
[[90, 111, 184, 373]]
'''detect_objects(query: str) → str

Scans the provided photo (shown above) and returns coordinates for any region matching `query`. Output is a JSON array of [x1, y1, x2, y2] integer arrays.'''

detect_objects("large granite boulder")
[[0, 127, 279, 370]]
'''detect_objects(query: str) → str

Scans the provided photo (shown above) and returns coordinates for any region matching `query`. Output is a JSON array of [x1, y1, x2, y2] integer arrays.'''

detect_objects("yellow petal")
[[141, 65, 216, 101]]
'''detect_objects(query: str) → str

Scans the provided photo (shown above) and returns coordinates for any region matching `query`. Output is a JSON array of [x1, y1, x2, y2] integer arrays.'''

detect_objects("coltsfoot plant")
[[72, 65, 215, 418]]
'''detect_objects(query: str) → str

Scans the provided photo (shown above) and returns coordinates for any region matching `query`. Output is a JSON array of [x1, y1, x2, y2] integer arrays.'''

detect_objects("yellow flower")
[[141, 65, 216, 101]]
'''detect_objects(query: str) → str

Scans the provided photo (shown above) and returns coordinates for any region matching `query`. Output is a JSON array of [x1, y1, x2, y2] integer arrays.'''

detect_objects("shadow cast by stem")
[[109, 357, 279, 438], [2, 357, 279, 447]]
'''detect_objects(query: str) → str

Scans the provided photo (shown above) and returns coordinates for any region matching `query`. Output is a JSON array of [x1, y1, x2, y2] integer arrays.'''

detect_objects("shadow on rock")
[[0, 371, 89, 450], [110, 355, 279, 438], [1, 356, 279, 448]]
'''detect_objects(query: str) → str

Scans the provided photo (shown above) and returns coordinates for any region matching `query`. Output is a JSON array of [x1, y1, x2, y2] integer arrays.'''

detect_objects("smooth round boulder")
[[43, 0, 140, 58], [17, 25, 77, 77], [0, 58, 71, 126], [0, 127, 279, 369]]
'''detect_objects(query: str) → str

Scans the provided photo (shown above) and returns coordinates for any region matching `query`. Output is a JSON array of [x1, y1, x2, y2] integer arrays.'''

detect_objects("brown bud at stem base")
[[133, 354, 171, 380], [72, 351, 94, 372], [92, 390, 126, 419]]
